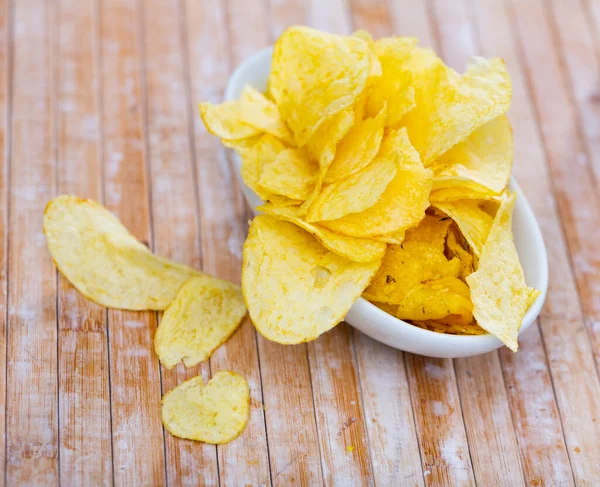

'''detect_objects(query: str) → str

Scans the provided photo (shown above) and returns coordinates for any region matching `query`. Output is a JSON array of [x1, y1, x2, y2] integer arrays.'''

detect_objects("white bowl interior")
[[224, 47, 548, 358]]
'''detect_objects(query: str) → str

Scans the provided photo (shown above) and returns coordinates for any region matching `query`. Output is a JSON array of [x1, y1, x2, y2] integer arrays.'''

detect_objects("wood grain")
[[55, 0, 113, 485], [99, 0, 166, 484], [6, 0, 59, 485]]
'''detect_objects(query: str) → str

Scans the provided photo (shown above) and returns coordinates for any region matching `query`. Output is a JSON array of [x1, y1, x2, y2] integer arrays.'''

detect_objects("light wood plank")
[[140, 0, 220, 485], [184, 1, 271, 485], [267, 0, 306, 38], [473, 0, 600, 483], [6, 0, 59, 484], [55, 0, 113, 485], [99, 0, 166, 484]]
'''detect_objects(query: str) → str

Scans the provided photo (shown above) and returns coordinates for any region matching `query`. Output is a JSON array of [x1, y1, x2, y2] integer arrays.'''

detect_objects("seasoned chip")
[[269, 26, 370, 146], [258, 203, 386, 263], [402, 56, 512, 166], [199, 101, 260, 140], [370, 229, 406, 245], [258, 148, 318, 201], [430, 186, 503, 203], [432, 199, 494, 257], [306, 107, 355, 170], [154, 275, 247, 369], [162, 371, 250, 444], [413, 319, 486, 335], [239, 85, 294, 144], [306, 141, 398, 222], [466, 193, 540, 351], [446, 226, 474, 280], [44, 195, 199, 310], [242, 215, 381, 343], [321, 128, 432, 237], [325, 104, 386, 183], [240, 134, 287, 202], [432, 115, 512, 194], [353, 30, 382, 78]]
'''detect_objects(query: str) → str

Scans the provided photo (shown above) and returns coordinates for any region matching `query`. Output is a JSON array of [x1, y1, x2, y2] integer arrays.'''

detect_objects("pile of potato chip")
[[201, 26, 540, 352]]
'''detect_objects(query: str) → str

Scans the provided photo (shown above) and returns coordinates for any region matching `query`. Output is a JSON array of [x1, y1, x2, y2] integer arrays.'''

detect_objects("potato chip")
[[324, 104, 386, 183], [240, 134, 287, 202], [269, 26, 370, 146], [353, 30, 382, 78], [258, 203, 386, 263], [430, 186, 503, 203], [445, 226, 474, 280], [431, 115, 512, 194], [258, 148, 318, 201], [370, 229, 406, 245], [162, 371, 250, 444], [363, 215, 460, 304], [321, 128, 432, 237], [466, 193, 540, 351], [44, 195, 199, 310], [242, 215, 381, 343], [432, 199, 493, 257], [222, 135, 262, 154], [413, 319, 486, 335], [154, 275, 247, 369], [402, 56, 511, 166], [238, 85, 294, 145], [306, 107, 355, 170], [306, 142, 398, 222], [199, 101, 260, 140]]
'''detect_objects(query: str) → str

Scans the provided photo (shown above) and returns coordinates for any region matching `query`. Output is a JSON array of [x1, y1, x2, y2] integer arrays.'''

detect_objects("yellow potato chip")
[[162, 371, 250, 444], [258, 148, 318, 201], [432, 199, 494, 257], [446, 226, 474, 280], [466, 193, 540, 351], [321, 128, 432, 237], [240, 134, 287, 201], [432, 115, 512, 194], [430, 186, 503, 203], [154, 275, 247, 369], [324, 104, 386, 183], [199, 101, 260, 140], [363, 215, 460, 304], [239, 85, 294, 145], [370, 229, 406, 245], [306, 141, 398, 222], [269, 26, 370, 146], [257, 203, 386, 263], [366, 37, 418, 126], [242, 215, 381, 343], [306, 107, 355, 170], [44, 195, 199, 310], [402, 55, 512, 166], [222, 135, 262, 154], [353, 30, 382, 78], [413, 319, 486, 335]]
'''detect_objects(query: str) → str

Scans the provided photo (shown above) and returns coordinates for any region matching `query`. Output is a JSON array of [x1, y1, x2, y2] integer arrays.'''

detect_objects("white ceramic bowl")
[[225, 47, 548, 358]]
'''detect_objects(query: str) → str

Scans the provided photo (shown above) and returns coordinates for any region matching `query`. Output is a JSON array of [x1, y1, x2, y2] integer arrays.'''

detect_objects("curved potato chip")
[[222, 135, 262, 155], [413, 319, 486, 335], [353, 30, 382, 78], [162, 371, 250, 444], [321, 128, 432, 237], [258, 148, 318, 201], [240, 134, 288, 201], [306, 107, 355, 170], [239, 86, 294, 145], [199, 101, 260, 140], [432, 199, 493, 257], [44, 195, 199, 310], [257, 203, 386, 263], [155, 275, 247, 369], [306, 143, 397, 222], [268, 26, 370, 146], [370, 229, 406, 245], [325, 104, 386, 183], [402, 55, 512, 166], [446, 226, 474, 280], [242, 215, 381, 344], [432, 115, 512, 194], [430, 186, 502, 203]]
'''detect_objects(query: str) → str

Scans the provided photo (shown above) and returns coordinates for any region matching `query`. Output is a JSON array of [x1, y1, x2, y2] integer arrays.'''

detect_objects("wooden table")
[[1, 0, 599, 485]]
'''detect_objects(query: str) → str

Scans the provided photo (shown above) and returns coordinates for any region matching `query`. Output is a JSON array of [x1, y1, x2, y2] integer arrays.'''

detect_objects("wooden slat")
[[473, 0, 600, 483], [184, 1, 271, 485], [55, 0, 113, 485], [267, 0, 306, 38], [99, 0, 166, 484], [6, 0, 59, 485], [139, 0, 219, 485]]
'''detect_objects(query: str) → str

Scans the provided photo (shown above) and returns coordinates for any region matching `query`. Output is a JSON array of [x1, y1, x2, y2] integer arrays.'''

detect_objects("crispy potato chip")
[[306, 107, 355, 170], [222, 135, 262, 154], [430, 186, 503, 203], [258, 148, 318, 201], [446, 226, 474, 280], [370, 229, 406, 245], [239, 86, 294, 145], [324, 104, 386, 183], [258, 203, 386, 263], [321, 128, 432, 237], [269, 26, 370, 146], [306, 141, 398, 222], [154, 275, 247, 369], [402, 56, 512, 166], [199, 101, 260, 140], [432, 199, 494, 257], [413, 319, 486, 335], [353, 30, 382, 78], [466, 193, 540, 351], [432, 115, 512, 194], [363, 215, 460, 304], [162, 371, 250, 444], [242, 215, 381, 343], [240, 134, 288, 201], [44, 195, 199, 310]]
